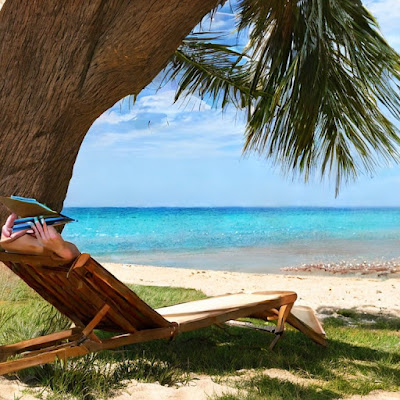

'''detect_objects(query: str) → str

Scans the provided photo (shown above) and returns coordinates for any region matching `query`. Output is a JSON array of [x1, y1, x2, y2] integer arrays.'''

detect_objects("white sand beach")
[[104, 263, 400, 317]]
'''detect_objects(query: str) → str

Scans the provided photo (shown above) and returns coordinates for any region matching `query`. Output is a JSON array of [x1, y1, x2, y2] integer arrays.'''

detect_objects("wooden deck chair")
[[0, 252, 327, 375]]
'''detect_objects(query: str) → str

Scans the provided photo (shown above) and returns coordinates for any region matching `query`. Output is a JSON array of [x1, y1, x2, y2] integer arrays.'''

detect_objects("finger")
[[10, 229, 29, 240], [40, 216, 49, 239], [28, 221, 41, 241], [2, 213, 20, 238], [34, 217, 46, 239], [2, 217, 14, 237], [1, 224, 11, 238], [0, 236, 15, 244], [0, 228, 29, 243], [4, 213, 17, 230]]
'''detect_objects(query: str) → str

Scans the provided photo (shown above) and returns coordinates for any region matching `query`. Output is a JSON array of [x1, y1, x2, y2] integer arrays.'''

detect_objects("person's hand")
[[28, 217, 66, 255], [28, 217, 79, 260], [1, 213, 29, 244]]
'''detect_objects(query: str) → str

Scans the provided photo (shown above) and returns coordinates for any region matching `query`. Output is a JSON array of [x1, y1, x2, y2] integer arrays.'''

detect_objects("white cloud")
[[198, 11, 236, 32], [96, 90, 211, 126], [137, 90, 211, 114], [88, 90, 246, 158], [97, 109, 137, 124], [364, 0, 400, 48]]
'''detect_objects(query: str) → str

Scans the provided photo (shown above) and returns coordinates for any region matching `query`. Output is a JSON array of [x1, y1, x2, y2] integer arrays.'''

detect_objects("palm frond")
[[238, 0, 400, 194], [162, 0, 400, 194], [163, 38, 259, 110]]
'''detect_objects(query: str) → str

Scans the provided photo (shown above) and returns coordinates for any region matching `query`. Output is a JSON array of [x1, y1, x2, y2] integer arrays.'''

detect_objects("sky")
[[65, 0, 400, 207]]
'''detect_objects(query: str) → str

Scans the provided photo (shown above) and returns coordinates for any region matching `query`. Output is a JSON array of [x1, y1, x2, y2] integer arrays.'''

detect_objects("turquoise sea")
[[62, 207, 400, 273]]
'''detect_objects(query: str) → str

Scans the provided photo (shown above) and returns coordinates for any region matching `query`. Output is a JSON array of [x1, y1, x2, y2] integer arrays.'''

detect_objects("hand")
[[1, 213, 29, 244], [28, 217, 78, 260], [28, 217, 65, 253]]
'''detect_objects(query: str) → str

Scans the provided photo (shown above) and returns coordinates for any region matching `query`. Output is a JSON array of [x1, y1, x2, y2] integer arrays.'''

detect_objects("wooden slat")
[[82, 304, 110, 337], [67, 273, 135, 331], [0, 328, 82, 357], [7, 262, 85, 327], [26, 265, 87, 326], [47, 271, 99, 323], [26, 265, 70, 275], [85, 257, 171, 328], [20, 340, 83, 358], [81, 271, 152, 329], [177, 295, 296, 333], [68, 256, 144, 330], [87, 326, 178, 352], [0, 252, 70, 267], [0, 345, 89, 375], [0, 326, 176, 375], [3, 254, 171, 331], [63, 272, 114, 322], [70, 266, 140, 332]]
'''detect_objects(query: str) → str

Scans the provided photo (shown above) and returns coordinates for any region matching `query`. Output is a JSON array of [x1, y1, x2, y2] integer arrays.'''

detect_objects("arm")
[[1, 213, 80, 261], [1, 233, 51, 255], [1, 213, 48, 255]]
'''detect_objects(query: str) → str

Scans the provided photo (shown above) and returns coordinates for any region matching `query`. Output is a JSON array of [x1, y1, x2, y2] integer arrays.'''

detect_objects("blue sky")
[[65, 0, 400, 207]]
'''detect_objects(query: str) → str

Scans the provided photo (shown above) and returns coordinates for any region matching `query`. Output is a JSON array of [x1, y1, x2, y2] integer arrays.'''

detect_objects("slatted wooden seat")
[[0, 252, 327, 375]]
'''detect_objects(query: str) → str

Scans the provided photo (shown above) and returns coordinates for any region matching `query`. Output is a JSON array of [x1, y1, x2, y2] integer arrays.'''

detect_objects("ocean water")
[[62, 207, 400, 273]]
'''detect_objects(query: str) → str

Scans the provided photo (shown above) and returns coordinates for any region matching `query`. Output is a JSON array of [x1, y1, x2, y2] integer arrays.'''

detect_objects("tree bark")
[[0, 0, 221, 222]]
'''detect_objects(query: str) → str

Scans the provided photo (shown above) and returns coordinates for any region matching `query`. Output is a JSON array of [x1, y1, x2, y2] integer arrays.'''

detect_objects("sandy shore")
[[104, 262, 400, 317]]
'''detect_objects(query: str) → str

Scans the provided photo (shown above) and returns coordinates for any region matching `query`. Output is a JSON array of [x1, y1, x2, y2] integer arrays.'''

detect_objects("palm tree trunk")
[[0, 0, 221, 221]]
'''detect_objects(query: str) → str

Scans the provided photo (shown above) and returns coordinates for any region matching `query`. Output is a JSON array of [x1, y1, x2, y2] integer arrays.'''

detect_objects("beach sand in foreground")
[[104, 262, 400, 317]]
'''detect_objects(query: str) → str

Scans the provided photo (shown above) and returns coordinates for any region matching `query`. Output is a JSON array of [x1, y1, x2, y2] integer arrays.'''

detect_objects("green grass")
[[0, 267, 399, 399]]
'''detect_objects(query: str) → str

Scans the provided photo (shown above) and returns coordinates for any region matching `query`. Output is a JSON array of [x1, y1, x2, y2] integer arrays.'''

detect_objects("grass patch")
[[0, 266, 399, 399], [209, 312, 400, 400], [128, 283, 207, 308]]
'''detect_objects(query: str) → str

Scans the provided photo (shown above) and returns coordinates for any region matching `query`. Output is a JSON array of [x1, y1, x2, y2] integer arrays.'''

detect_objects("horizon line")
[[63, 205, 400, 209]]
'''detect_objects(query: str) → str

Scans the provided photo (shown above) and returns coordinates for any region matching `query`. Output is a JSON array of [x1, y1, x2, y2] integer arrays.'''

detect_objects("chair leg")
[[223, 302, 295, 350], [269, 303, 294, 350], [275, 303, 293, 333], [269, 332, 283, 350]]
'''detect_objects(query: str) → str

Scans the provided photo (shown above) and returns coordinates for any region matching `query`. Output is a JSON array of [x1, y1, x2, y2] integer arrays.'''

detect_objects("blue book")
[[0, 196, 75, 232], [12, 215, 75, 232]]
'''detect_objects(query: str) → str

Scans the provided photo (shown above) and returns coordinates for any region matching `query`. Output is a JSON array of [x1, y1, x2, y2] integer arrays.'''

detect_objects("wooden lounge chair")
[[0, 252, 327, 375]]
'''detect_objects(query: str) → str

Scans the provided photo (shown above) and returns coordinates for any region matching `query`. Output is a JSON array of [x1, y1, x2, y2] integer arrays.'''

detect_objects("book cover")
[[0, 196, 75, 231], [0, 195, 57, 218]]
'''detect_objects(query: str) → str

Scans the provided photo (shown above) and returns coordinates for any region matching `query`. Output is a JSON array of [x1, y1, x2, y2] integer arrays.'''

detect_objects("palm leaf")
[[163, 37, 260, 110], [238, 0, 400, 194], [162, 1, 400, 193]]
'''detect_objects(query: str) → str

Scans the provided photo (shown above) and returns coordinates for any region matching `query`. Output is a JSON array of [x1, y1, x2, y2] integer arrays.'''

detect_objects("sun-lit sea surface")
[[62, 207, 400, 273]]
